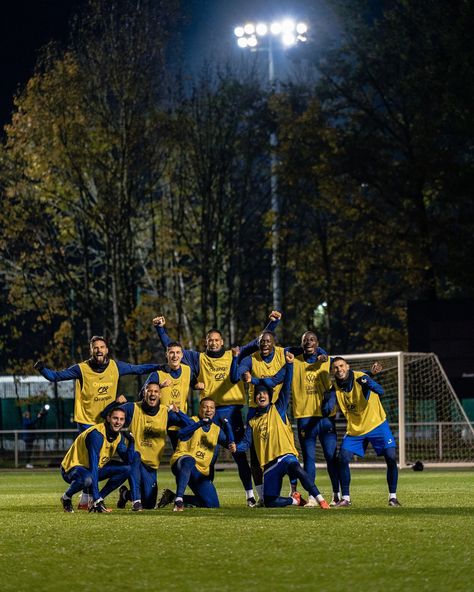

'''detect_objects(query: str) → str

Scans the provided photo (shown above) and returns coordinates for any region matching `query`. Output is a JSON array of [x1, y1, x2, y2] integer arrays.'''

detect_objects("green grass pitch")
[[1, 468, 473, 592]]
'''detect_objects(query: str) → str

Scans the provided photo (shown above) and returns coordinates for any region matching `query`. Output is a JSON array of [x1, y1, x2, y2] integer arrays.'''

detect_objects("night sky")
[[0, 0, 337, 126]]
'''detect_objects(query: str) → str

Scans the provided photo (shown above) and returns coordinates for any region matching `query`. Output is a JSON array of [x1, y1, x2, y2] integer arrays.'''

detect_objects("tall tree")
[[318, 0, 474, 302], [0, 0, 177, 369]]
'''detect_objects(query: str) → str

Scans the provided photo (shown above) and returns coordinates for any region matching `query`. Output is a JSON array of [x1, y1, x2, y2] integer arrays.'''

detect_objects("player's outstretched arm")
[[168, 408, 194, 428], [357, 374, 384, 398], [34, 361, 82, 382], [152, 315, 170, 347], [218, 417, 235, 445], [177, 417, 204, 442], [238, 310, 283, 358], [152, 315, 200, 375], [116, 360, 162, 376], [275, 353, 294, 418]]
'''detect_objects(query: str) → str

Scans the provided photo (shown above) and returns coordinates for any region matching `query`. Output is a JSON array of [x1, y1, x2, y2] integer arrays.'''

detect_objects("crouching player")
[[103, 381, 192, 511], [230, 352, 330, 509], [326, 357, 401, 507], [60, 408, 132, 513], [156, 397, 235, 512]]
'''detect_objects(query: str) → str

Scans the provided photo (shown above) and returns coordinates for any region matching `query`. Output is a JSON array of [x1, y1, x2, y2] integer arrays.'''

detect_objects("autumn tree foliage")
[[1, 0, 473, 370]]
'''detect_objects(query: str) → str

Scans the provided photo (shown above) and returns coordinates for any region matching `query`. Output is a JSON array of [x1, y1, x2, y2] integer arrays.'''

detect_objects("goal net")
[[317, 352, 474, 468]]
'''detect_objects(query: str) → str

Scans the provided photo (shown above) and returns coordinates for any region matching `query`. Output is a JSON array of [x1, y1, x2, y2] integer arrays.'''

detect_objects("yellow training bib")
[[292, 355, 334, 418], [249, 405, 298, 468], [171, 417, 221, 476], [74, 360, 119, 425], [197, 351, 245, 406], [130, 403, 169, 469], [335, 371, 386, 436], [61, 423, 120, 472], [248, 346, 286, 408]]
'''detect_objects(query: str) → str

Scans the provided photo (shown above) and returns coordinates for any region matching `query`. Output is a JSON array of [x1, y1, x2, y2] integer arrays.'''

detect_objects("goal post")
[[339, 352, 474, 468]]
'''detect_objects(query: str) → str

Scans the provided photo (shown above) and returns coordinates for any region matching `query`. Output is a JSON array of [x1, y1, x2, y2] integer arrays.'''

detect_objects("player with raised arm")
[[325, 357, 401, 507], [35, 335, 163, 509], [34, 335, 163, 431], [141, 341, 194, 451], [157, 397, 235, 512], [151, 312, 281, 506], [230, 352, 330, 509], [234, 328, 332, 502], [60, 407, 133, 513]]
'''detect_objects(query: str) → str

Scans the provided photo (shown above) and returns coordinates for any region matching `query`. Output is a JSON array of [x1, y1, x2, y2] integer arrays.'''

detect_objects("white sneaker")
[[304, 498, 319, 508]]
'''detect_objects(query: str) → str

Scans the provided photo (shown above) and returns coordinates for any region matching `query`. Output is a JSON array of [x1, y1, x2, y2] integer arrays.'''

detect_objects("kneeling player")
[[231, 352, 330, 509], [157, 397, 234, 512], [326, 357, 401, 507], [60, 408, 133, 513], [102, 381, 192, 511]]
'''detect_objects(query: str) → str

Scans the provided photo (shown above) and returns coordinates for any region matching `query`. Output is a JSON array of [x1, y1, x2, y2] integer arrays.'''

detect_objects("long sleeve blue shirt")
[[236, 363, 294, 453], [85, 430, 133, 500], [155, 318, 280, 381], [38, 359, 162, 388], [234, 347, 327, 387]]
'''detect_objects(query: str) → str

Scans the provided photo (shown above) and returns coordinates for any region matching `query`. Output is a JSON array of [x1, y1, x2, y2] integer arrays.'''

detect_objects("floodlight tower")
[[234, 19, 308, 312]]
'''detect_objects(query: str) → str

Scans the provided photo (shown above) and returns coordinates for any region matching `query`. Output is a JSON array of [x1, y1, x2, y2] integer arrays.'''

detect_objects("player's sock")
[[342, 495, 351, 502], [389, 493, 397, 499], [79, 492, 91, 504], [255, 485, 264, 500], [175, 496, 183, 502], [245, 489, 255, 500], [316, 494, 324, 503]]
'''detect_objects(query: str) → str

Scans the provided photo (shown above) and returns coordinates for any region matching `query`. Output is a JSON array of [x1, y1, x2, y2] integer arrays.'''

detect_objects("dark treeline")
[[0, 0, 473, 371]]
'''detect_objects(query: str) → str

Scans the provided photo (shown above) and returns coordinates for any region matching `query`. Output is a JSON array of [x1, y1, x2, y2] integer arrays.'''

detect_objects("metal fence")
[[1, 420, 473, 469]]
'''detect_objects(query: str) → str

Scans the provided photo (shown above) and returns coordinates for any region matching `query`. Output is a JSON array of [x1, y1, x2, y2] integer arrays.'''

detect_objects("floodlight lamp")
[[270, 22, 282, 35], [282, 32, 296, 46], [244, 23, 255, 35], [247, 35, 258, 48], [281, 19, 295, 33], [44, 404, 51, 410], [296, 22, 307, 35], [234, 26, 245, 38], [256, 23, 268, 36], [237, 37, 248, 48]]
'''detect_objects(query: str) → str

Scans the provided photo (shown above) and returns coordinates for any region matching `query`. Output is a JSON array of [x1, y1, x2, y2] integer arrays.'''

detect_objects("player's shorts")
[[341, 420, 396, 457]]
